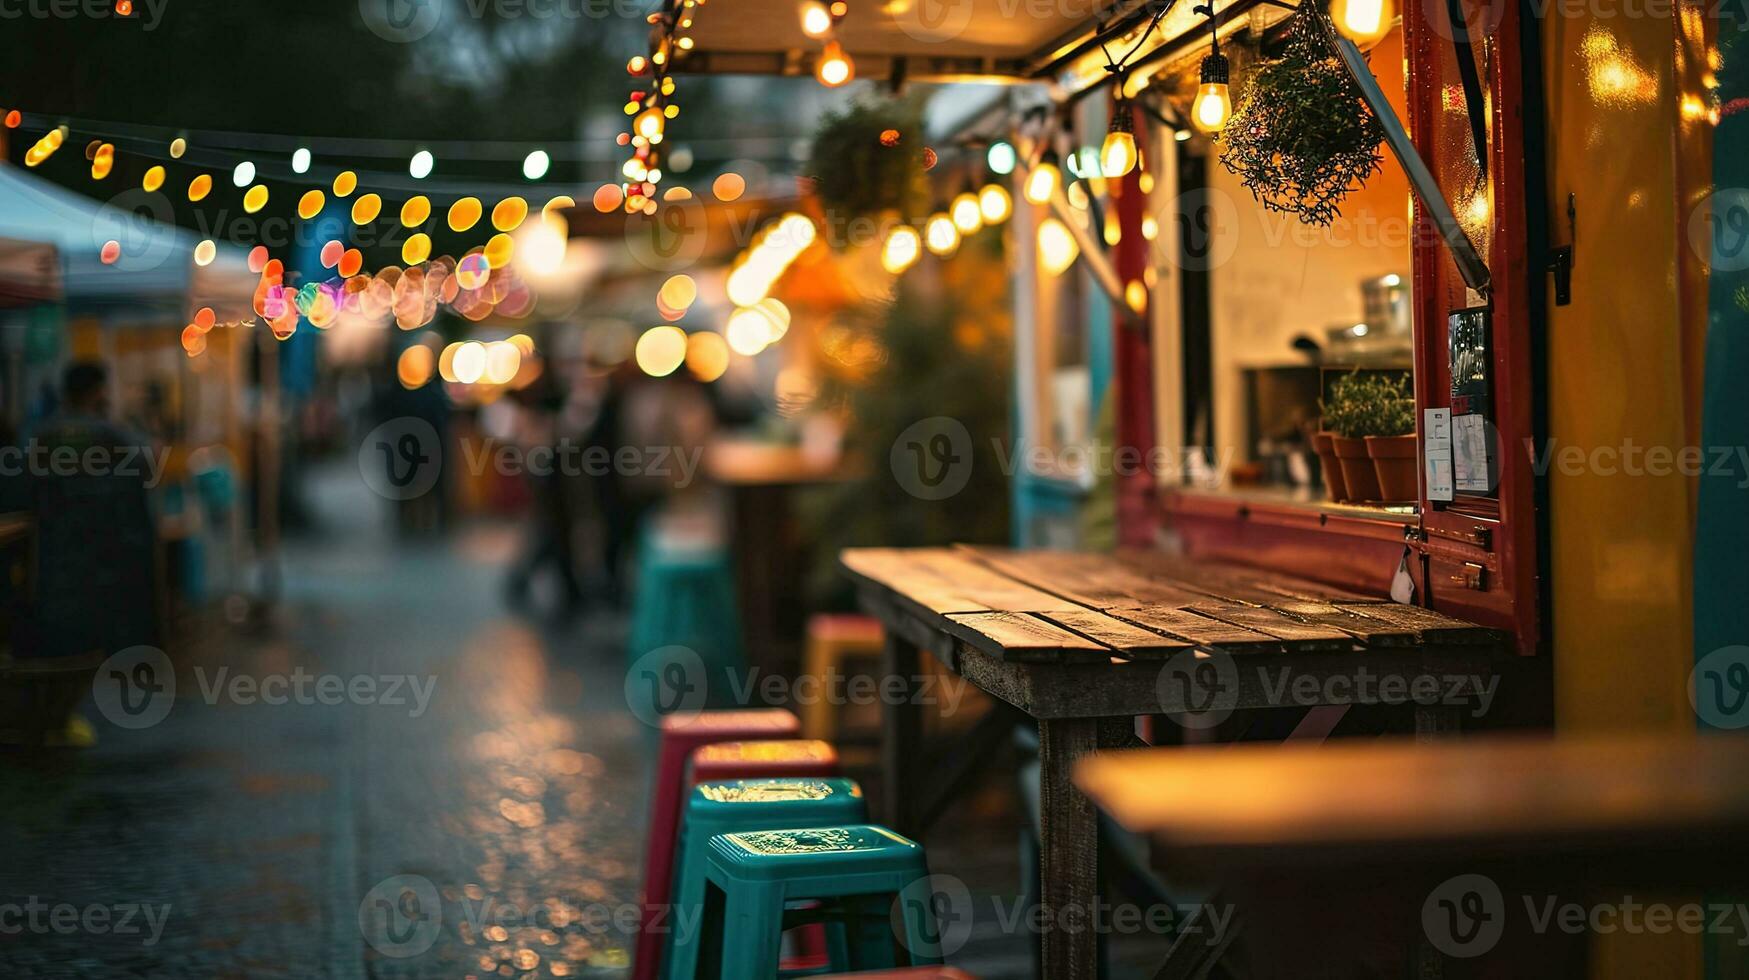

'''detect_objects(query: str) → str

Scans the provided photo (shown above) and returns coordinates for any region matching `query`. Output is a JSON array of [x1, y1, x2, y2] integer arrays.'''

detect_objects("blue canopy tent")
[[0, 162, 253, 325]]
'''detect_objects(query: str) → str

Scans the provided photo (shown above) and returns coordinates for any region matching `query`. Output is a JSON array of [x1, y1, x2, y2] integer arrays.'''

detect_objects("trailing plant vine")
[[1217, 5, 1385, 226]]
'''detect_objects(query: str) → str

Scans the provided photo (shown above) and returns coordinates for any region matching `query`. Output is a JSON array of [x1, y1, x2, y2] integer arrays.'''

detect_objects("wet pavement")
[[1, 463, 1158, 979], [2, 467, 648, 979]]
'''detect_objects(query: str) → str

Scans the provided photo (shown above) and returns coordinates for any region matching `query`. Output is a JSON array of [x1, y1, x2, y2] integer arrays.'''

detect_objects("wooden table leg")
[[881, 631, 921, 834], [1037, 716, 1132, 980], [1414, 702, 1463, 739]]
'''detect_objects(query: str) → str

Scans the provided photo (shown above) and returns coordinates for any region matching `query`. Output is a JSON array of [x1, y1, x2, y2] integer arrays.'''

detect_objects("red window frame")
[[1137, 0, 1541, 655]]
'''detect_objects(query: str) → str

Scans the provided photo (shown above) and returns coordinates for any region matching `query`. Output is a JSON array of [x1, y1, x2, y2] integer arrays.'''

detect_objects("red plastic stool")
[[634, 708, 800, 980], [687, 738, 841, 787], [812, 969, 978, 978]]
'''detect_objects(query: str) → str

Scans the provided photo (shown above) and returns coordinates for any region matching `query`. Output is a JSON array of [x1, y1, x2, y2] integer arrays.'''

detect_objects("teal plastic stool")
[[665, 777, 869, 980], [628, 530, 745, 691], [695, 825, 947, 980]]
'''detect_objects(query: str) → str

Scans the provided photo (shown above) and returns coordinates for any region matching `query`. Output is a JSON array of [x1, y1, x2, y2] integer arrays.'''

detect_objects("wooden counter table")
[[1077, 734, 1749, 976], [840, 545, 1509, 979]]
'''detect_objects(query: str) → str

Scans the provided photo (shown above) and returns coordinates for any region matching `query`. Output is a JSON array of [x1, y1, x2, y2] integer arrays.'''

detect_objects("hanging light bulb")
[[635, 106, 666, 141], [1191, 4, 1232, 134], [1331, 0, 1393, 46], [882, 225, 921, 274], [816, 40, 854, 87], [1101, 102, 1138, 177], [951, 188, 983, 235], [924, 212, 959, 257], [1037, 217, 1079, 276], [798, 0, 833, 37], [1025, 148, 1061, 205], [978, 184, 1012, 225]]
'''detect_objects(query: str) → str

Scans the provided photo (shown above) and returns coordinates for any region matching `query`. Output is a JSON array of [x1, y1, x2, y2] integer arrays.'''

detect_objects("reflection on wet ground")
[[1, 472, 647, 979], [0, 466, 1127, 979]]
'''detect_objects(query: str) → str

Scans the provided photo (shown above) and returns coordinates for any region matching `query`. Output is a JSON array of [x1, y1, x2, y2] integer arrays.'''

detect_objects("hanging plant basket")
[[1217, 6, 1385, 227], [806, 95, 933, 232]]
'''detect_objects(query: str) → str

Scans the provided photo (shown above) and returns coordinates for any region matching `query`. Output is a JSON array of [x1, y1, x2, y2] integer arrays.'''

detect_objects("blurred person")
[[504, 366, 586, 618], [8, 361, 161, 746], [371, 340, 451, 536]]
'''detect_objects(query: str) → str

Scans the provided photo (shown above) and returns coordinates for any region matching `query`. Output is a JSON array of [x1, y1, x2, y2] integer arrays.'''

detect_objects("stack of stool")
[[692, 825, 947, 979], [688, 738, 839, 788], [628, 522, 745, 682], [664, 776, 868, 979], [799, 613, 886, 742], [634, 709, 802, 980]]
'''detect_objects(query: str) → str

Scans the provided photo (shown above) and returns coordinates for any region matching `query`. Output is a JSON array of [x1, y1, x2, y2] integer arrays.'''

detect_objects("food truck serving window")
[[1143, 2, 1542, 654]]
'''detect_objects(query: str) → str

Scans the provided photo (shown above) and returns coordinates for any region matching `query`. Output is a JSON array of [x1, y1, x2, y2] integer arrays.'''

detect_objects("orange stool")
[[689, 738, 841, 787], [633, 708, 800, 980], [800, 613, 886, 741]]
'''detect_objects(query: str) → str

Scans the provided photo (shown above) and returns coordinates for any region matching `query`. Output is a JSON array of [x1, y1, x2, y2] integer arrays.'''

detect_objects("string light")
[[522, 149, 550, 180], [816, 40, 854, 87], [1192, 3, 1232, 134], [799, 0, 832, 37], [1331, 0, 1393, 46], [231, 160, 255, 187], [987, 141, 1017, 175], [881, 225, 921, 274], [1038, 217, 1080, 275], [1101, 101, 1139, 177], [292, 147, 311, 174], [978, 184, 1013, 224], [951, 188, 983, 235], [409, 149, 434, 179], [1025, 148, 1062, 205], [924, 212, 959, 257]]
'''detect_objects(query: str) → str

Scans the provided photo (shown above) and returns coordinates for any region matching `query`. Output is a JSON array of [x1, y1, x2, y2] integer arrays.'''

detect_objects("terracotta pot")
[[1312, 431, 1348, 502], [1367, 433, 1419, 502], [1331, 435, 1382, 502]]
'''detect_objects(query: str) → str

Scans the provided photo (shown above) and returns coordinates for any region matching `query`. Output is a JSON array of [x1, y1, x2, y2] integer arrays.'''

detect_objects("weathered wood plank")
[[1108, 607, 1285, 654], [1336, 602, 1504, 643], [1185, 601, 1357, 651], [972, 548, 1209, 610], [1040, 609, 1195, 658], [943, 611, 1113, 663], [1271, 600, 1422, 645]]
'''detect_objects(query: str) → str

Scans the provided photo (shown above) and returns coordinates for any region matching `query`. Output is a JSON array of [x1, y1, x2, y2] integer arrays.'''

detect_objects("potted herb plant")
[[1363, 378, 1419, 501], [1320, 371, 1414, 502], [1310, 426, 1348, 502]]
